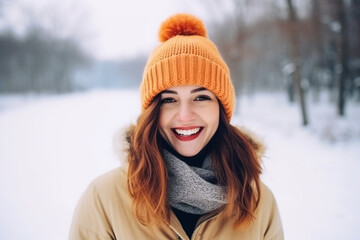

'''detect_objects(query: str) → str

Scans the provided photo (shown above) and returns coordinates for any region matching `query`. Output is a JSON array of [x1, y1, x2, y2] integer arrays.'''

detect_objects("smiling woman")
[[69, 13, 284, 240]]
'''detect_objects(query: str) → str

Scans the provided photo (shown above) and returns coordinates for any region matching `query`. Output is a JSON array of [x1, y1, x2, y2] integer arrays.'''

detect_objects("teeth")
[[175, 128, 200, 136]]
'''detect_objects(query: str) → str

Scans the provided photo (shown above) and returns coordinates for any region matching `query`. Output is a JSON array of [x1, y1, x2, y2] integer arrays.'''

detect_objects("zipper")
[[171, 209, 222, 240], [191, 209, 222, 240], [169, 225, 187, 240]]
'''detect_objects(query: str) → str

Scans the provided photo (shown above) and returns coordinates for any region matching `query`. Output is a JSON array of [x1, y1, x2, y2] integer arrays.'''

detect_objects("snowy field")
[[0, 89, 359, 240]]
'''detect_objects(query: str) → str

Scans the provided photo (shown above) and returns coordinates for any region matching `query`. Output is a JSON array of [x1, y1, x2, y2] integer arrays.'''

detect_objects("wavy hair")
[[126, 94, 262, 227]]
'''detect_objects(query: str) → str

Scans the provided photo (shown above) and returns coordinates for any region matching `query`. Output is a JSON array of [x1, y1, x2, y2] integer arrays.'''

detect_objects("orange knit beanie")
[[140, 13, 235, 120]]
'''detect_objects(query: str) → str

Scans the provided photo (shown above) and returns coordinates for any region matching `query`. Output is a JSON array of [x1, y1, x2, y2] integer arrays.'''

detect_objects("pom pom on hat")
[[158, 13, 207, 42]]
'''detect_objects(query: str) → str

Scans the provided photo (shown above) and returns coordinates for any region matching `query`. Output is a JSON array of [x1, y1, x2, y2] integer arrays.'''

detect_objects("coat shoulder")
[[95, 167, 126, 189], [69, 167, 130, 239], [257, 182, 284, 240]]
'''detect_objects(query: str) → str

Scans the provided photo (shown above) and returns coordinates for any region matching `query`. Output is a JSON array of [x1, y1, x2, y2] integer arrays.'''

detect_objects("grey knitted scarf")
[[164, 150, 227, 215]]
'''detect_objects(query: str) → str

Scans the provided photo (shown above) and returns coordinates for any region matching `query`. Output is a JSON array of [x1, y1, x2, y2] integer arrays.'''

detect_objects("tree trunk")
[[286, 0, 309, 126], [336, 0, 348, 116], [311, 0, 324, 102]]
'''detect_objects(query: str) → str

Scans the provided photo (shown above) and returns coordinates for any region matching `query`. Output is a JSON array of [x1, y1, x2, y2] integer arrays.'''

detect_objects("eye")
[[160, 97, 176, 104], [194, 95, 211, 101]]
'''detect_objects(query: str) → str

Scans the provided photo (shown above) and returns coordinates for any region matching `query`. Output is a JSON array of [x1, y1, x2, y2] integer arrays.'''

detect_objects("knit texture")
[[140, 14, 235, 121], [164, 150, 227, 215]]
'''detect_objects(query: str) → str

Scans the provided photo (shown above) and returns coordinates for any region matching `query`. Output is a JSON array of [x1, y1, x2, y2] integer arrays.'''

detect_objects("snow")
[[235, 94, 360, 239], [0, 89, 359, 240]]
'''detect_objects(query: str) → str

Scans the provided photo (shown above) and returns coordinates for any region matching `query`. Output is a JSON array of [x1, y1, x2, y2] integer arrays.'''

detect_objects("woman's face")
[[159, 85, 220, 157]]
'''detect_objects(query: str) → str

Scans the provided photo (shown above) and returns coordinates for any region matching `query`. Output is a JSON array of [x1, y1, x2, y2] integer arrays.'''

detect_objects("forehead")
[[162, 85, 213, 94]]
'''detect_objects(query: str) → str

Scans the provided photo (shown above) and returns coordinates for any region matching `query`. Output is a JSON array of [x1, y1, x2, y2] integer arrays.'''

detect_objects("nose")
[[177, 102, 196, 122]]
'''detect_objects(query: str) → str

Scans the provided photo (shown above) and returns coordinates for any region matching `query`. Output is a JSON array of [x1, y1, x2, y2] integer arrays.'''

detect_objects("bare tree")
[[0, 1, 91, 93], [196, 0, 358, 126], [309, 0, 325, 102], [286, 0, 309, 126], [334, 0, 349, 116], [349, 0, 360, 101]]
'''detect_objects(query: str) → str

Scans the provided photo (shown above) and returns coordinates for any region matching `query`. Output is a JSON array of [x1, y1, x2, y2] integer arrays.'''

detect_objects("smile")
[[171, 127, 204, 141]]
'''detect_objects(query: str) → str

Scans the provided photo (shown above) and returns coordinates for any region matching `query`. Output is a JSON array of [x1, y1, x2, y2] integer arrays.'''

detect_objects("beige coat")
[[69, 129, 284, 240]]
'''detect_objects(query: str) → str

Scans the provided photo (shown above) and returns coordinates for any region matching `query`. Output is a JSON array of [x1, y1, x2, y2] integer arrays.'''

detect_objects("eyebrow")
[[161, 87, 208, 94]]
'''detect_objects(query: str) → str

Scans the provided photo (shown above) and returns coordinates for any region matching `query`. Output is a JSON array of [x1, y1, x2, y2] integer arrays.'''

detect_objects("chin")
[[175, 147, 201, 157]]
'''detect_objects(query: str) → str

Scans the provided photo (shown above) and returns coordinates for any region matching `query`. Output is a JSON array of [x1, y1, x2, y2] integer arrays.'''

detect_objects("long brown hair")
[[127, 95, 262, 227]]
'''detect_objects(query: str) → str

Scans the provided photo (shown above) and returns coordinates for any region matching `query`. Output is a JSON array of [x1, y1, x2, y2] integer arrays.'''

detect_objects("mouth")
[[171, 127, 204, 141]]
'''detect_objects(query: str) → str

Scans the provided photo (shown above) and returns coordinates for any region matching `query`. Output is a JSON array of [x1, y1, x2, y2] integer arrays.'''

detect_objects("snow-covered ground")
[[0, 89, 359, 240]]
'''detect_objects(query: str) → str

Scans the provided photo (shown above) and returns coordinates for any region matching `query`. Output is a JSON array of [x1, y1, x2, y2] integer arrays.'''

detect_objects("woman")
[[69, 13, 283, 240]]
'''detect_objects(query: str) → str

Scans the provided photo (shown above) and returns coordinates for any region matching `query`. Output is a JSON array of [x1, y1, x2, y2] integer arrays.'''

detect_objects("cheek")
[[159, 108, 170, 132], [158, 114, 167, 140], [207, 104, 220, 132], [159, 109, 174, 143], [210, 114, 220, 131], [159, 110, 165, 129], [207, 103, 220, 119]]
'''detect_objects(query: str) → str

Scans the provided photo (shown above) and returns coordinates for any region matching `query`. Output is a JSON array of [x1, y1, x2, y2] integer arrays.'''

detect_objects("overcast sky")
[[1, 0, 211, 60], [1, 0, 303, 61]]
